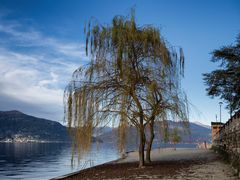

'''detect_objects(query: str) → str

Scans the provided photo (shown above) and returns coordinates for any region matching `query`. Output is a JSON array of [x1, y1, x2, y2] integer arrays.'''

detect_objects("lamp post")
[[219, 102, 223, 123]]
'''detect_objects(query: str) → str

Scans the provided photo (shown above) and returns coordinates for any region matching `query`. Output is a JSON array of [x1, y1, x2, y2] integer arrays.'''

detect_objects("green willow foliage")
[[64, 11, 188, 166]]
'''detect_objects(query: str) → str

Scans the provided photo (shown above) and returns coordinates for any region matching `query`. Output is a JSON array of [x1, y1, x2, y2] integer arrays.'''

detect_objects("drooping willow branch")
[[64, 10, 188, 166]]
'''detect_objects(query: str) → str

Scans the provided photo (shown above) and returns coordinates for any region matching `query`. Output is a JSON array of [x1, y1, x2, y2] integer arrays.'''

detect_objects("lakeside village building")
[[211, 122, 224, 143], [211, 110, 240, 177]]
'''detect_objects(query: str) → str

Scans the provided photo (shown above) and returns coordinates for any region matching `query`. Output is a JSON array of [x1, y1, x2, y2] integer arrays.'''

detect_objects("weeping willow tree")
[[64, 10, 188, 167], [143, 58, 189, 163]]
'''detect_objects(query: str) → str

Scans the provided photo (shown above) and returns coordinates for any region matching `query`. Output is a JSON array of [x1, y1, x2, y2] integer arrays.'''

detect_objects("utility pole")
[[219, 102, 223, 123], [215, 114, 218, 122]]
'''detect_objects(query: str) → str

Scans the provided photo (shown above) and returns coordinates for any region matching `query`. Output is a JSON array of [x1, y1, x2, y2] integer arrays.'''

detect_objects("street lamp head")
[[219, 102, 223, 105]]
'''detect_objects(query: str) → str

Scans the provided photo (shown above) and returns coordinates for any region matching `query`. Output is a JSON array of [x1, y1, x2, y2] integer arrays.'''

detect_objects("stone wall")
[[213, 110, 240, 176]]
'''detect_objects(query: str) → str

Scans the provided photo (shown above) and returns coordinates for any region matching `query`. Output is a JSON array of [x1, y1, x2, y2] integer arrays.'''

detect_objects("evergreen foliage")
[[203, 33, 240, 114]]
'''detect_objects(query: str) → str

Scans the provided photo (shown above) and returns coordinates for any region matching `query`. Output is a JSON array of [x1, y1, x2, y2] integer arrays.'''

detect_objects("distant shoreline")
[[0, 140, 71, 143]]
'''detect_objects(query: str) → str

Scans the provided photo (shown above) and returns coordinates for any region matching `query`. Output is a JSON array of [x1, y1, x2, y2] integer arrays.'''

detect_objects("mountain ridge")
[[0, 110, 211, 145], [193, 121, 211, 129], [0, 110, 69, 142]]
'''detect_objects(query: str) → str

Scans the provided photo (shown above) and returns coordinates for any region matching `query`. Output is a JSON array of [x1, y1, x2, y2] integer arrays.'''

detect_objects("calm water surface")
[[0, 143, 119, 180], [0, 142, 197, 180]]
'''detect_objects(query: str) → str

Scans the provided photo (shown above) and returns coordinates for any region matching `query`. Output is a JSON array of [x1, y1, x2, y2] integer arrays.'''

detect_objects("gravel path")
[[56, 148, 239, 180], [117, 148, 216, 163]]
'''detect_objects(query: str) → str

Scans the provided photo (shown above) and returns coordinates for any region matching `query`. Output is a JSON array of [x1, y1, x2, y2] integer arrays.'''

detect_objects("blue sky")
[[0, 0, 239, 125]]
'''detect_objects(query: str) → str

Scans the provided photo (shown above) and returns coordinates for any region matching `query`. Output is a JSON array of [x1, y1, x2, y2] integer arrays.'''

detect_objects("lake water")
[[0, 143, 119, 180], [0, 142, 197, 180]]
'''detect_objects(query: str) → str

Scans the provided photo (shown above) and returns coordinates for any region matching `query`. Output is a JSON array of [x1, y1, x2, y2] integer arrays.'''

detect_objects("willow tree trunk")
[[146, 119, 154, 163], [138, 117, 145, 167]]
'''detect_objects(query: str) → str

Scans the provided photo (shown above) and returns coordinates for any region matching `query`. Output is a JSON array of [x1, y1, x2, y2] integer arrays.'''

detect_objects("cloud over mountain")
[[0, 11, 88, 121]]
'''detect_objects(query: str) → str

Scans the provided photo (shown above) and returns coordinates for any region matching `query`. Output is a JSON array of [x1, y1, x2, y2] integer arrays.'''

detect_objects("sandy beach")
[[55, 148, 239, 180]]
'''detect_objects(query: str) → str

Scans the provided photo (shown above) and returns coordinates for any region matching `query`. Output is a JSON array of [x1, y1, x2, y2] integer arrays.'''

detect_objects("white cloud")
[[0, 14, 89, 121], [0, 56, 63, 114], [0, 19, 87, 59], [38, 72, 58, 87]]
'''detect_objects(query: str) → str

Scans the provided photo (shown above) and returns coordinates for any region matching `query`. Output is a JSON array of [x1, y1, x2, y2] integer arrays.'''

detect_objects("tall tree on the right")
[[203, 33, 240, 116]]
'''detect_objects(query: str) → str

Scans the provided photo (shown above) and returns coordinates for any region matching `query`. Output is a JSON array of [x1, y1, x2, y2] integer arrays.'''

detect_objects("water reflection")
[[0, 142, 196, 179], [0, 143, 119, 180], [1, 143, 68, 163]]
